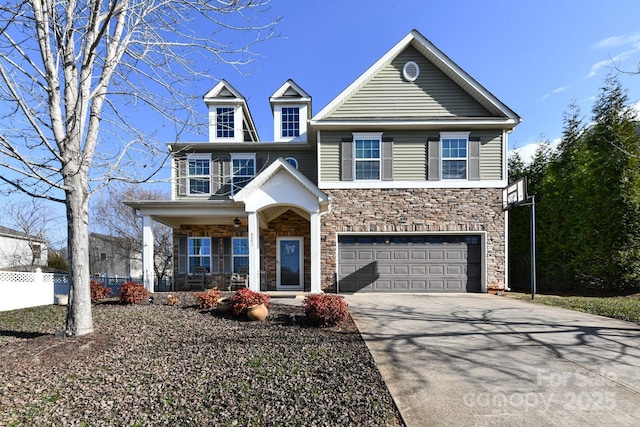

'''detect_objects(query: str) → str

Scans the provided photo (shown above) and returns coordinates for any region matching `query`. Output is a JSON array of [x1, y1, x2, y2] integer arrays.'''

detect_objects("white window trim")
[[274, 104, 308, 142], [188, 237, 211, 274], [232, 237, 249, 274], [285, 157, 298, 169], [209, 105, 242, 142], [230, 153, 256, 196], [187, 154, 211, 196], [440, 132, 470, 181], [353, 132, 383, 182]]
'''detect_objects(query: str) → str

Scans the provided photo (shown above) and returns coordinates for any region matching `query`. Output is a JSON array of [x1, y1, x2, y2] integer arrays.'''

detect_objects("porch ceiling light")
[[233, 217, 241, 228]]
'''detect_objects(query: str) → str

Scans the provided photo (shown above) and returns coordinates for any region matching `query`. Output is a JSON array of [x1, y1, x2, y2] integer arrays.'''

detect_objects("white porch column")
[[247, 211, 260, 292], [142, 215, 155, 293], [310, 211, 323, 293]]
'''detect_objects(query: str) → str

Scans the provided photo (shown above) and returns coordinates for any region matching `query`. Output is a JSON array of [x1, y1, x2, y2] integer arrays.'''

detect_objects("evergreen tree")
[[540, 103, 586, 291], [576, 75, 640, 290], [508, 77, 640, 293], [507, 151, 530, 290]]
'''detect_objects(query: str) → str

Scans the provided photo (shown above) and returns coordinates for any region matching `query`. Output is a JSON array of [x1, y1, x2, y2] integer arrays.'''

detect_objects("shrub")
[[118, 281, 150, 305], [48, 252, 69, 272], [166, 295, 180, 306], [194, 288, 221, 309], [230, 288, 271, 316], [303, 293, 349, 327], [90, 280, 112, 303]]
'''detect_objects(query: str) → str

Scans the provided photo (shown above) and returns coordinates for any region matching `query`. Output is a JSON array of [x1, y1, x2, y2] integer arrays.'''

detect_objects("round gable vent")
[[402, 61, 420, 82]]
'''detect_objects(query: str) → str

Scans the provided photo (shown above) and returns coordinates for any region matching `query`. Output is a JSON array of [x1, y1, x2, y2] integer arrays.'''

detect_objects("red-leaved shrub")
[[230, 288, 271, 316], [303, 293, 349, 327], [194, 288, 222, 309], [90, 279, 112, 303], [118, 281, 149, 305]]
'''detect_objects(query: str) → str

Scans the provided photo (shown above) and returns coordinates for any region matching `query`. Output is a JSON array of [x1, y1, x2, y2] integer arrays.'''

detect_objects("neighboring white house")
[[0, 225, 48, 270]]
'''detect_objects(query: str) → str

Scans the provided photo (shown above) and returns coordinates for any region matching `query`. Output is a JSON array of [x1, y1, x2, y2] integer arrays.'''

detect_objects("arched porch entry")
[[234, 159, 330, 293]]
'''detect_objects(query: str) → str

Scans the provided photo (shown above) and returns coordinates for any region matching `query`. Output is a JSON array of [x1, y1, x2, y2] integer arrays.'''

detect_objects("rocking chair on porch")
[[187, 266, 207, 291]]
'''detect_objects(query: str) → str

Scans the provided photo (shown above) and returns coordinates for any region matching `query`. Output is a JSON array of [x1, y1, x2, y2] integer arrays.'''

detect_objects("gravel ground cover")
[[0, 293, 404, 426]]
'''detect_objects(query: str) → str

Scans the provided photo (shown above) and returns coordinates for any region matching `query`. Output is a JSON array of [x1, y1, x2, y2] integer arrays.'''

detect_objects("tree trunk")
[[64, 172, 94, 337]]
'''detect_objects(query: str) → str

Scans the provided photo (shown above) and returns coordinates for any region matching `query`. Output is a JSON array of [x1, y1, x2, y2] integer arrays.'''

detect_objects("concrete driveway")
[[344, 293, 640, 427]]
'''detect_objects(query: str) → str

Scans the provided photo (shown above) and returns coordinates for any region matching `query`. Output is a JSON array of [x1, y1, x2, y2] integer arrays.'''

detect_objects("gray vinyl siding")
[[319, 130, 503, 182], [331, 47, 492, 119], [477, 130, 503, 180], [173, 147, 317, 199], [319, 133, 341, 181], [391, 132, 427, 181]]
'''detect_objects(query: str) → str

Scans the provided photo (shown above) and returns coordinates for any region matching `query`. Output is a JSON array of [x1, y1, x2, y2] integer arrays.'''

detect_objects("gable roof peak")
[[270, 79, 311, 102], [311, 29, 520, 125], [203, 79, 246, 103]]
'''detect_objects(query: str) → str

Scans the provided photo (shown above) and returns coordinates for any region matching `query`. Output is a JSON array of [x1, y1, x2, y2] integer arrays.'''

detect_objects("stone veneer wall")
[[320, 188, 505, 292]]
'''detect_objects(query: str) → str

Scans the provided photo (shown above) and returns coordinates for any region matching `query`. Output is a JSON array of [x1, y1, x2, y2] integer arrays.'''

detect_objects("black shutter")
[[178, 235, 187, 274], [222, 158, 231, 196], [341, 139, 353, 181], [428, 138, 440, 181], [260, 236, 265, 271], [222, 238, 232, 273], [255, 156, 264, 175], [211, 157, 221, 194], [468, 137, 481, 181], [177, 158, 187, 196], [382, 138, 393, 181], [211, 237, 220, 273]]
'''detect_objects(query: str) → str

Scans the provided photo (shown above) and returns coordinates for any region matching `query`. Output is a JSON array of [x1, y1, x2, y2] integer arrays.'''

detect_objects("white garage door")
[[338, 235, 481, 293]]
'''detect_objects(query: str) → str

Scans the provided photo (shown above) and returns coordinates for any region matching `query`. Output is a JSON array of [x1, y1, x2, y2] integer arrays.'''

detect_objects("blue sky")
[[180, 0, 640, 163]]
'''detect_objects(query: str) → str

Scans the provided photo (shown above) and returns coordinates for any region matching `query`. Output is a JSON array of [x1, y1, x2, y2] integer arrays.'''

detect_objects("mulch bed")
[[0, 292, 404, 426]]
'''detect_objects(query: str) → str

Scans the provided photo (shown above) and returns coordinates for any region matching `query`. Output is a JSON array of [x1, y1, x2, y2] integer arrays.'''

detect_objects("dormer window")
[[270, 80, 311, 143], [281, 107, 300, 138], [204, 80, 258, 143], [273, 105, 307, 142], [216, 107, 235, 138]]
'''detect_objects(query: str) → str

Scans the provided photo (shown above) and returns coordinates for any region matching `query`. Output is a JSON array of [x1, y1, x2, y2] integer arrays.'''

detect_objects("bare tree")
[[92, 184, 173, 282], [0, 1, 279, 336]]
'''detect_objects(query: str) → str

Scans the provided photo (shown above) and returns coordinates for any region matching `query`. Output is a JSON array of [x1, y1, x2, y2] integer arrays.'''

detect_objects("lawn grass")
[[0, 304, 66, 343], [517, 294, 640, 324]]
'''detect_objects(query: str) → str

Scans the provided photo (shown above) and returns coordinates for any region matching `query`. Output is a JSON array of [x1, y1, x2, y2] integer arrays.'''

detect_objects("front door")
[[276, 237, 303, 290]]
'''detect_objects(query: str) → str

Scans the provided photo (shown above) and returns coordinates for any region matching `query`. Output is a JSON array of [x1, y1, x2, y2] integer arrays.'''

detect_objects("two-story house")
[[126, 29, 520, 294]]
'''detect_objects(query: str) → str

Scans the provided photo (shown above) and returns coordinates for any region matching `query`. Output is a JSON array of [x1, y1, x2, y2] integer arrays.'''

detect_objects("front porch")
[[172, 208, 312, 292], [127, 159, 330, 294]]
